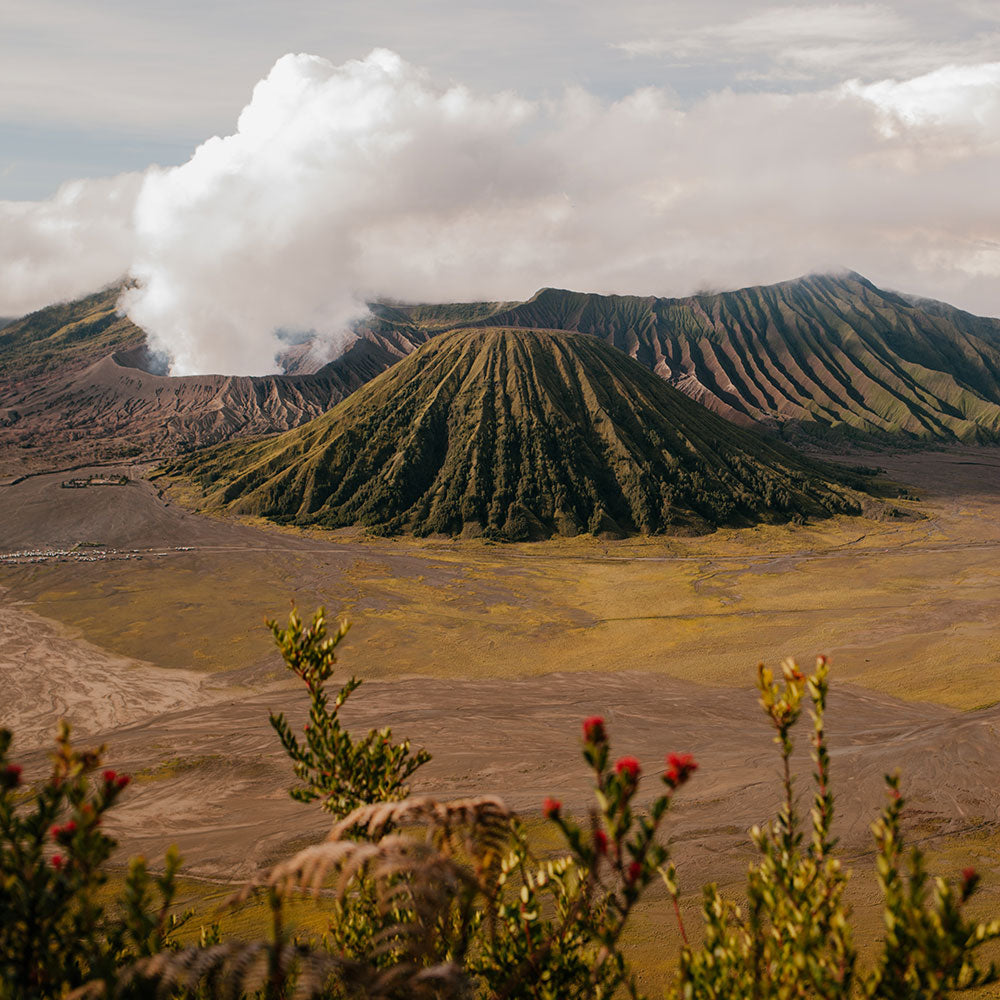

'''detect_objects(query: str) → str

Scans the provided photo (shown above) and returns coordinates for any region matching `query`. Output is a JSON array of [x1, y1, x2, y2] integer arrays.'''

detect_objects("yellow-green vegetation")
[[134, 756, 223, 784], [166, 326, 879, 540]]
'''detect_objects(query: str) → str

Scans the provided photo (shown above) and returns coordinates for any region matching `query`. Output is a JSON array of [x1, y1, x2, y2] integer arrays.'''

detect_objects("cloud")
[[0, 173, 139, 318], [844, 62, 1000, 131], [121, 51, 537, 374], [617, 3, 905, 58], [3, 49, 1000, 371], [614, 2, 1000, 85]]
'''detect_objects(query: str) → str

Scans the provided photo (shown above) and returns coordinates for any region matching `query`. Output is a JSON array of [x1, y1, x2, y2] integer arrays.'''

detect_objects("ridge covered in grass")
[[167, 327, 875, 540]]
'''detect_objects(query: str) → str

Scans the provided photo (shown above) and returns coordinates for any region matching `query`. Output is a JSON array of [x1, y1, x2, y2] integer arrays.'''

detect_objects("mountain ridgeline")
[[167, 328, 876, 541], [0, 287, 436, 474], [414, 273, 1000, 445], [5, 271, 1000, 477]]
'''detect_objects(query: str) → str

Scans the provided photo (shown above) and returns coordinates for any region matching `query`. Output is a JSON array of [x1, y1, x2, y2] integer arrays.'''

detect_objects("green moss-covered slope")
[[168, 327, 873, 540]]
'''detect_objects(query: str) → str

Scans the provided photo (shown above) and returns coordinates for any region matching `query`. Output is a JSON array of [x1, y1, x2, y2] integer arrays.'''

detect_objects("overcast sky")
[[3, 1, 1000, 372]]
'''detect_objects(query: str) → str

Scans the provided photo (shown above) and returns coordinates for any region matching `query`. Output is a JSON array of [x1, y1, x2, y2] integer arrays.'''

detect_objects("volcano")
[[166, 327, 877, 540]]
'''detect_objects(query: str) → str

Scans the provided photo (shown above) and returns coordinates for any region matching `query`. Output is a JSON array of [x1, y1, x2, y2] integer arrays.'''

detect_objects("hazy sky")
[[3, 1, 1000, 372]]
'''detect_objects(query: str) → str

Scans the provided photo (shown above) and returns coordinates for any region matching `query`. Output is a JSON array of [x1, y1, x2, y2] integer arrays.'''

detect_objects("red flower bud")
[[664, 752, 698, 788], [51, 854, 63, 870], [1, 764, 22, 789], [51, 821, 77, 842], [615, 756, 641, 782], [102, 770, 117, 785], [582, 716, 606, 744], [593, 830, 608, 855], [542, 797, 562, 820], [115, 774, 131, 790], [627, 860, 642, 883], [961, 867, 980, 901]]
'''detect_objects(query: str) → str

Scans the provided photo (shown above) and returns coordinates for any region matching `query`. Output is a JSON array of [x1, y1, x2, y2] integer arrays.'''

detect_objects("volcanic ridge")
[[166, 327, 877, 540], [0, 287, 433, 474]]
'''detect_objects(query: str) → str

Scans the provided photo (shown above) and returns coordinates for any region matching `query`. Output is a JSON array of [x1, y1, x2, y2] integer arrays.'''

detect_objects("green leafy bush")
[[671, 658, 1000, 997], [267, 608, 431, 818]]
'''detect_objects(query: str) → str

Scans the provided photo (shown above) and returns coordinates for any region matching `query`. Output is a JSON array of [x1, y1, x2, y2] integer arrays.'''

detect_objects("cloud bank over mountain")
[[2, 49, 999, 374]]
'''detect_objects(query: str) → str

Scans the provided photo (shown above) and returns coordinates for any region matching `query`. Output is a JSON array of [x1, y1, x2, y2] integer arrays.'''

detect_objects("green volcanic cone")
[[167, 327, 877, 540]]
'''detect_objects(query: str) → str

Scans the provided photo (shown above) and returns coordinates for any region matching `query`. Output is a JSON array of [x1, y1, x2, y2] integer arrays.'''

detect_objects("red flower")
[[627, 861, 642, 883], [1, 764, 22, 789], [102, 770, 117, 785], [582, 716, 606, 744], [961, 867, 980, 901], [542, 797, 562, 820], [50, 821, 77, 842], [615, 756, 641, 782], [51, 854, 63, 870], [664, 752, 698, 788], [593, 830, 608, 855], [115, 774, 131, 790]]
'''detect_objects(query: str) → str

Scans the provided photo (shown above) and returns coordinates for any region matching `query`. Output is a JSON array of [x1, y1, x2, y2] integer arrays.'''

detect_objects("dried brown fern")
[[329, 795, 513, 844]]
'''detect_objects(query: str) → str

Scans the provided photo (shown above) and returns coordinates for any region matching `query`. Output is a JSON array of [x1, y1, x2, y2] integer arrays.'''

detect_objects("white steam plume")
[[3, 51, 1000, 371]]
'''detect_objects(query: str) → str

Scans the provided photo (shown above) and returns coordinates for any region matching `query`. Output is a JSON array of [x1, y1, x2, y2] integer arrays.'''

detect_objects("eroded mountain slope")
[[454, 273, 1000, 444]]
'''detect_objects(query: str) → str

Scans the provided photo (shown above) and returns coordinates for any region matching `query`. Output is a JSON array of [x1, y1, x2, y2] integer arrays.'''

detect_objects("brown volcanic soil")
[[0, 291, 431, 477], [11, 670, 993, 887]]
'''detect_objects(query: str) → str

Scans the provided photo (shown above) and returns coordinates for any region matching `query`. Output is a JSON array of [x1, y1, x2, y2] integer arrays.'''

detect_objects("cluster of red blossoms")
[[615, 756, 641, 783], [544, 716, 699, 813], [49, 820, 78, 870], [961, 866, 980, 902], [102, 770, 131, 790]]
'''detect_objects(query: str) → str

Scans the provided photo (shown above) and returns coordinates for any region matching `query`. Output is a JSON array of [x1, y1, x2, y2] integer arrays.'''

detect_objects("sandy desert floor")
[[2, 447, 1000, 974]]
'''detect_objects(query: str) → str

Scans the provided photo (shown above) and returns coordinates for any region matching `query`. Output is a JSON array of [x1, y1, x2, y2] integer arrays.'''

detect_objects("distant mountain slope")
[[167, 327, 875, 540], [0, 287, 144, 379], [449, 273, 1000, 445], [6, 271, 1000, 476], [0, 290, 434, 474]]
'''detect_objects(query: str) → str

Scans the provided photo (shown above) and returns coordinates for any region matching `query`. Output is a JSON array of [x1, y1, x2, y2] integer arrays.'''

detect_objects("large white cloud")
[[3, 50, 1000, 372]]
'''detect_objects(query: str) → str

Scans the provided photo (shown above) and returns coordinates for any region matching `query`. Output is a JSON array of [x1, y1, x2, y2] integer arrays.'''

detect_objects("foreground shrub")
[[671, 658, 1000, 998], [0, 724, 183, 1000]]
